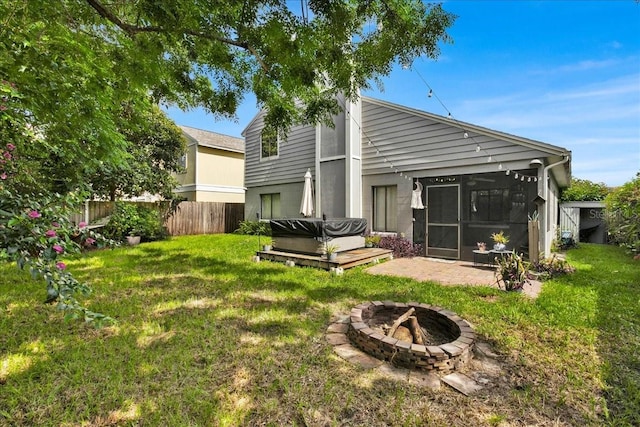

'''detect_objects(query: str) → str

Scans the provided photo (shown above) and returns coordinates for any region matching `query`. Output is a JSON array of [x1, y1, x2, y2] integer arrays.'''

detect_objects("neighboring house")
[[174, 125, 245, 203], [242, 96, 571, 261]]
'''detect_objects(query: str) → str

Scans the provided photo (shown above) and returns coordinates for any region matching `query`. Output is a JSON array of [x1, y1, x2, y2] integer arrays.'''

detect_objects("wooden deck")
[[257, 247, 393, 270]]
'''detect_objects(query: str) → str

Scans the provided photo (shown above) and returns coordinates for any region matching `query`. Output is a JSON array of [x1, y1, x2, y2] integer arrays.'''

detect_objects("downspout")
[[543, 154, 570, 203], [542, 154, 570, 254]]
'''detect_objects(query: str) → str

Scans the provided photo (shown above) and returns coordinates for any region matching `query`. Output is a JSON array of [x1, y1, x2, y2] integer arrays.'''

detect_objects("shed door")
[[559, 206, 580, 242], [426, 185, 460, 259]]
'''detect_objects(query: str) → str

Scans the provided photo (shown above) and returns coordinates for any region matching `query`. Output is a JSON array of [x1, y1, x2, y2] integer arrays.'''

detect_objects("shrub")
[[103, 202, 167, 242], [561, 177, 610, 202], [530, 254, 575, 281], [605, 173, 640, 255], [378, 235, 423, 258], [495, 251, 531, 291], [235, 220, 271, 236]]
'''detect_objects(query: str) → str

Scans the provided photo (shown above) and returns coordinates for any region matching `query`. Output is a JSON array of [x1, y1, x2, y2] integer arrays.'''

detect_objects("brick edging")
[[345, 301, 475, 372]]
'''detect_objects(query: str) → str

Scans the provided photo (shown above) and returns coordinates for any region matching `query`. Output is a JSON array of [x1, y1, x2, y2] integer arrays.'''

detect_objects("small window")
[[373, 185, 397, 232], [260, 128, 279, 159], [260, 193, 281, 219]]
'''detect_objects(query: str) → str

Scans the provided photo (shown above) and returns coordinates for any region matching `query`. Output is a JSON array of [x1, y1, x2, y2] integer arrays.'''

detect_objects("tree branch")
[[84, 0, 270, 73]]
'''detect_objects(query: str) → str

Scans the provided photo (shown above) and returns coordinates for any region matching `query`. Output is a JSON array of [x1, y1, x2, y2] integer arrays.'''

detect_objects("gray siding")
[[245, 182, 306, 221], [244, 111, 316, 187], [361, 99, 553, 176]]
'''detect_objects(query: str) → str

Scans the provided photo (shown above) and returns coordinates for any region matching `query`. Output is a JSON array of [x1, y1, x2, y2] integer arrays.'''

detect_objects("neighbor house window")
[[178, 153, 187, 171], [260, 128, 279, 159], [261, 193, 281, 219], [373, 185, 397, 232]]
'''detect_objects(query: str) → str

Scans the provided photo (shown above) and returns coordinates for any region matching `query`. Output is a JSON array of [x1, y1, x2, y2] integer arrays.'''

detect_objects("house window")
[[260, 128, 279, 159], [470, 189, 510, 222], [373, 185, 397, 232], [178, 153, 187, 171], [260, 193, 281, 219]]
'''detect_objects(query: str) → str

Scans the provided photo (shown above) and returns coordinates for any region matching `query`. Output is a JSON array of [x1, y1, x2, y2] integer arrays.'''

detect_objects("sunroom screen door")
[[426, 185, 460, 259]]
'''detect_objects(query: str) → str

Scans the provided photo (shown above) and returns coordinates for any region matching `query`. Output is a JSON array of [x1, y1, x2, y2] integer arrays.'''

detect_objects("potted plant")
[[476, 242, 487, 252], [325, 243, 339, 261], [491, 231, 510, 251], [494, 251, 531, 291], [364, 234, 381, 248]]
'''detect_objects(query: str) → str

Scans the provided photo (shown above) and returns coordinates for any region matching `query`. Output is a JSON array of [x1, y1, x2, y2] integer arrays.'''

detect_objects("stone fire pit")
[[347, 301, 475, 372]]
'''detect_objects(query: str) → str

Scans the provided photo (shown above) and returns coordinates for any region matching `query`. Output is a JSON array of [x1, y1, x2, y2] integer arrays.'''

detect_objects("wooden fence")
[[71, 201, 244, 235], [166, 202, 244, 235]]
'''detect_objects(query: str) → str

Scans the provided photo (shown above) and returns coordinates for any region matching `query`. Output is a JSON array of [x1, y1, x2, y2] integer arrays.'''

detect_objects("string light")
[[506, 170, 510, 175], [427, 89, 433, 98], [498, 163, 503, 170], [463, 132, 469, 139], [475, 145, 481, 153]]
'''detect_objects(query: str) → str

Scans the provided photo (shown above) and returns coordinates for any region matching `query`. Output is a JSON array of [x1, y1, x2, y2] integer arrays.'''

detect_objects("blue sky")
[[166, 1, 640, 187]]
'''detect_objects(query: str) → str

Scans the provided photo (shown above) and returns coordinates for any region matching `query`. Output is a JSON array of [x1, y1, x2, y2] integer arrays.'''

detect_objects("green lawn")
[[1, 235, 638, 426]]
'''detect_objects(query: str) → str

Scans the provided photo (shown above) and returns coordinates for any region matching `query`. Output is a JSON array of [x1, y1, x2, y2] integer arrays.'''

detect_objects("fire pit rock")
[[347, 301, 475, 372]]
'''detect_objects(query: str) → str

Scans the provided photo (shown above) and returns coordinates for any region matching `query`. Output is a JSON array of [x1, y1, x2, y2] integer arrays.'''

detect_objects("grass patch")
[[1, 236, 638, 426]]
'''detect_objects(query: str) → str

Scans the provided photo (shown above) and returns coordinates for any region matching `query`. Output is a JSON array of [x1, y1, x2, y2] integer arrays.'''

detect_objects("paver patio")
[[365, 257, 542, 298]]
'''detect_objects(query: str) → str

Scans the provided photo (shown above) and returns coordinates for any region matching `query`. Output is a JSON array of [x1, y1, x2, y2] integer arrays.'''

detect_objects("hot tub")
[[270, 218, 367, 255]]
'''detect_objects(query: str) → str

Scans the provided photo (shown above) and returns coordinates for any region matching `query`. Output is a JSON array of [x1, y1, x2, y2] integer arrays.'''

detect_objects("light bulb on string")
[[475, 145, 481, 153], [534, 177, 538, 182], [521, 176, 525, 181], [514, 173, 519, 179], [498, 163, 503, 170], [527, 177, 531, 182], [506, 170, 511, 175], [463, 132, 469, 139], [487, 156, 492, 163], [428, 89, 433, 98], [447, 112, 452, 119]]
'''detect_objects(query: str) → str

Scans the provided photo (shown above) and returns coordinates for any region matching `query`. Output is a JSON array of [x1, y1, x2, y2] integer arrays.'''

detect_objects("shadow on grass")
[[565, 244, 640, 425]]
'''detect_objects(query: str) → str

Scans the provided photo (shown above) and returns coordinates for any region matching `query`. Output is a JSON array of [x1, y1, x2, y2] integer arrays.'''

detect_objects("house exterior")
[[243, 96, 571, 260], [174, 125, 245, 203]]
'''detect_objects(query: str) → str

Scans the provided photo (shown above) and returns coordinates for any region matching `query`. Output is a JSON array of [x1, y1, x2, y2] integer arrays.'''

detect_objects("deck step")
[[257, 247, 393, 270]]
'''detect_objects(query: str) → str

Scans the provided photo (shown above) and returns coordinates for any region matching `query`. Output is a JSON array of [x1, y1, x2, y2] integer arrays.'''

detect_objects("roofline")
[[361, 96, 570, 157], [241, 110, 264, 137], [179, 125, 244, 154]]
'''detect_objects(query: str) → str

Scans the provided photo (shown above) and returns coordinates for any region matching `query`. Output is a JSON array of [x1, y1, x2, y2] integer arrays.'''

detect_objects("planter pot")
[[365, 242, 373, 248], [493, 243, 506, 251], [126, 235, 141, 246], [327, 253, 338, 261], [262, 245, 272, 251]]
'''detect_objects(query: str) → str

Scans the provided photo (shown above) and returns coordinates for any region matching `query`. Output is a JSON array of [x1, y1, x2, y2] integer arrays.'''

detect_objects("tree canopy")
[[1, 1, 455, 321], [561, 177, 610, 202], [89, 104, 186, 201], [2, 1, 455, 168]]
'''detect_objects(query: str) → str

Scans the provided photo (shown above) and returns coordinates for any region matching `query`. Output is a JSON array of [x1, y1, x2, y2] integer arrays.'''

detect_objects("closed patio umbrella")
[[300, 168, 314, 217]]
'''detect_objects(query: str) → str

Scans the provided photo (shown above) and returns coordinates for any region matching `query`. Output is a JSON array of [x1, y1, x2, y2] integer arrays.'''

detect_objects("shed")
[[559, 201, 607, 244]]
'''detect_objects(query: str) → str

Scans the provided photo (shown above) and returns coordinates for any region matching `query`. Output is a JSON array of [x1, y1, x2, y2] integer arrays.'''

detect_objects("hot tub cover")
[[270, 218, 367, 240]]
